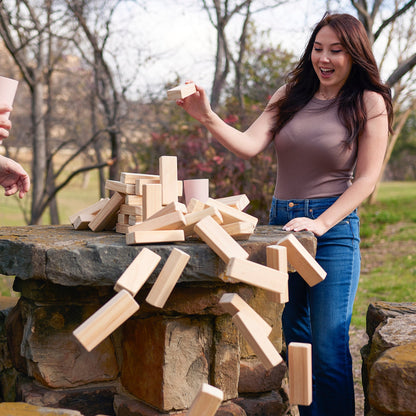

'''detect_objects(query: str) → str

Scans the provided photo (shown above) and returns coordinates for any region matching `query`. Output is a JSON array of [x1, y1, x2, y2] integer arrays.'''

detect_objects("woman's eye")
[[314, 48, 322, 52], [332, 50, 342, 53]]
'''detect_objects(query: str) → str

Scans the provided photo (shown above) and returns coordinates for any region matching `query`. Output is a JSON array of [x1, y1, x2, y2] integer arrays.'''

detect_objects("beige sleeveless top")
[[273, 97, 358, 200]]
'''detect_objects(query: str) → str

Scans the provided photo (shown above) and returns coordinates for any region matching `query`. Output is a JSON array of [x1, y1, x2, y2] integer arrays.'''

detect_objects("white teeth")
[[321, 68, 333, 73]]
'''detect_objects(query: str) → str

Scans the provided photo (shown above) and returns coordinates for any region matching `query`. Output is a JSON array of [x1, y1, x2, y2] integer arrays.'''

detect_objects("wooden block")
[[120, 172, 159, 184], [215, 194, 250, 211], [219, 293, 272, 336], [118, 213, 129, 224], [221, 221, 255, 240], [126, 230, 185, 245], [194, 216, 249, 263], [187, 198, 206, 213], [128, 215, 142, 225], [205, 198, 258, 227], [125, 195, 143, 206], [288, 342, 313, 406], [223, 257, 288, 294], [88, 192, 124, 232], [277, 234, 326, 287], [114, 247, 161, 296], [187, 383, 224, 416], [159, 156, 178, 205], [69, 198, 110, 224], [166, 82, 196, 100], [232, 309, 282, 370], [147, 201, 187, 221], [119, 204, 143, 216], [116, 223, 130, 234], [73, 289, 140, 352], [73, 213, 95, 230], [143, 183, 162, 220], [183, 206, 223, 236], [146, 248, 190, 308], [127, 210, 186, 233], [135, 178, 182, 197], [266, 245, 289, 303], [105, 179, 136, 194]]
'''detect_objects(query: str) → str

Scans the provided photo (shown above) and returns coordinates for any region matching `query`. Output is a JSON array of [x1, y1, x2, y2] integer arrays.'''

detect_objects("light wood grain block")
[[120, 172, 159, 184], [232, 309, 283, 370], [204, 198, 258, 226], [127, 210, 186, 233], [119, 204, 143, 216], [125, 195, 143, 206], [126, 230, 185, 245], [135, 178, 160, 195], [73, 213, 95, 230], [116, 223, 130, 234], [266, 245, 289, 303], [118, 213, 129, 224], [114, 248, 161, 296], [88, 192, 124, 232], [277, 233, 326, 287], [167, 82, 196, 100], [147, 201, 187, 220], [69, 198, 109, 224], [183, 206, 223, 236], [143, 183, 163, 220], [221, 221, 255, 240], [215, 194, 250, 211], [223, 257, 288, 294], [159, 155, 178, 205], [187, 383, 224, 416], [73, 289, 140, 352], [219, 293, 272, 336], [288, 342, 313, 406], [187, 198, 206, 213], [194, 216, 249, 263], [128, 215, 142, 225], [105, 179, 136, 194], [146, 248, 190, 308]]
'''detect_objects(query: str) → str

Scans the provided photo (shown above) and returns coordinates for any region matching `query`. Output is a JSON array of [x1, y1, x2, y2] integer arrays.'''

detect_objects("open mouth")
[[320, 68, 334, 76]]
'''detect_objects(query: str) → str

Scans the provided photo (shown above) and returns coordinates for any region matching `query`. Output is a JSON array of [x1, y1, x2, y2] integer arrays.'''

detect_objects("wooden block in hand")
[[277, 233, 326, 286], [219, 293, 272, 336], [146, 248, 190, 308], [221, 221, 255, 240], [114, 247, 161, 296], [215, 194, 250, 211], [205, 198, 258, 226], [187, 383, 224, 416], [143, 183, 162, 220], [223, 257, 288, 294], [105, 179, 136, 195], [127, 210, 186, 233], [266, 245, 289, 303], [166, 83, 196, 100], [232, 309, 283, 370], [288, 342, 313, 406], [194, 216, 249, 263], [88, 192, 124, 232], [73, 289, 140, 352], [126, 230, 185, 245], [159, 155, 178, 205], [69, 198, 110, 225]]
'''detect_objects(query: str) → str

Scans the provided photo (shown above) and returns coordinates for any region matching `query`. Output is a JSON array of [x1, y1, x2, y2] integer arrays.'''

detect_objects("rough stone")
[[216, 401, 247, 416], [369, 342, 416, 415], [233, 390, 288, 416]]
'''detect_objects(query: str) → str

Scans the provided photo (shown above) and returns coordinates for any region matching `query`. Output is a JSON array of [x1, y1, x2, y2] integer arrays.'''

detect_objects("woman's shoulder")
[[363, 90, 387, 118]]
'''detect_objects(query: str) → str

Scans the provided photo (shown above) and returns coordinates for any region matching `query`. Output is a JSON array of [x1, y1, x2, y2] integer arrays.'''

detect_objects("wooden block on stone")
[[159, 155, 178, 205], [128, 215, 142, 225], [194, 215, 249, 263], [143, 183, 163, 220], [88, 192, 124, 232], [221, 221, 255, 240], [183, 206, 223, 236], [288, 342, 313, 406], [223, 257, 288, 294], [215, 194, 250, 211], [167, 83, 196, 100], [105, 179, 136, 194], [187, 383, 224, 416], [73, 213, 95, 230], [146, 248, 190, 308], [127, 210, 186, 233], [69, 198, 109, 224], [114, 247, 161, 296], [116, 223, 130, 234], [232, 309, 283, 370], [118, 213, 129, 224], [119, 204, 143, 216], [126, 230, 185, 245], [266, 245, 289, 303], [205, 198, 258, 226], [219, 293, 272, 336], [73, 289, 140, 352], [277, 233, 326, 287]]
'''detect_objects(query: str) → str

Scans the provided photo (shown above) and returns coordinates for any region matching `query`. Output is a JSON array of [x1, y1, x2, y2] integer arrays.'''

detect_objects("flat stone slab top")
[[0, 225, 316, 287]]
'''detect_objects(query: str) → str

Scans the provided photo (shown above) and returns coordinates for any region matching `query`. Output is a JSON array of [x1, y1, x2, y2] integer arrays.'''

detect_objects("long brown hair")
[[269, 13, 393, 145]]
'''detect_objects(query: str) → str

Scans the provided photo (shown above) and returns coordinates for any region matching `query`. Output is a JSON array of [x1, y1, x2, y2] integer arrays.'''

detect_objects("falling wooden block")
[[126, 230, 185, 245], [221, 221, 255, 240], [105, 179, 136, 194], [88, 192, 124, 232], [223, 257, 288, 294], [167, 82, 196, 100], [147, 201, 188, 220], [288, 342, 313, 406], [194, 216, 249, 263], [277, 233, 326, 287], [159, 155, 178, 205], [219, 293, 272, 336], [69, 198, 110, 225], [215, 194, 250, 211], [232, 309, 283, 370], [183, 206, 223, 236], [143, 183, 162, 220], [120, 172, 159, 184], [127, 210, 186, 233], [266, 245, 289, 303], [114, 247, 161, 296], [187, 383, 224, 416], [73, 289, 140, 352], [205, 198, 258, 226], [146, 248, 190, 308]]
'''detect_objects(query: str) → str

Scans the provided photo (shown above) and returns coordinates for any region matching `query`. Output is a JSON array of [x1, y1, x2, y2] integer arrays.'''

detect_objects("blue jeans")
[[269, 197, 360, 416]]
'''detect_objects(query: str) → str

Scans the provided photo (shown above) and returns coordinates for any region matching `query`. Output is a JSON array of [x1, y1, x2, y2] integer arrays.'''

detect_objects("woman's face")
[[311, 25, 353, 93]]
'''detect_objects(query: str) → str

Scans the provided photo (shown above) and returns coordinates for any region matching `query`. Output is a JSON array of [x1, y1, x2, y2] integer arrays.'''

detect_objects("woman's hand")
[[176, 83, 213, 124], [283, 217, 328, 237], [0, 104, 12, 141], [0, 155, 31, 198]]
